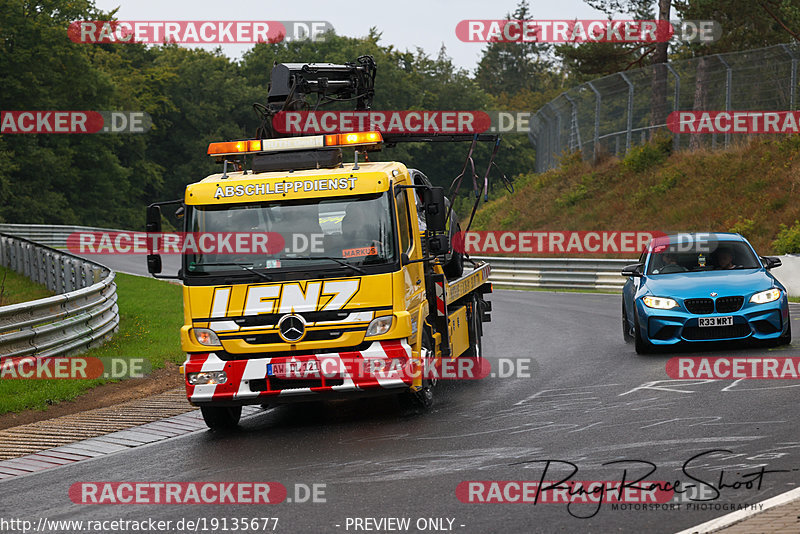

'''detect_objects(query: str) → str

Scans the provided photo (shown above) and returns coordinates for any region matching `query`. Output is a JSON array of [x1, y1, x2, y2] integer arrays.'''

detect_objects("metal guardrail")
[[472, 256, 634, 291], [0, 233, 119, 360], [0, 223, 126, 250]]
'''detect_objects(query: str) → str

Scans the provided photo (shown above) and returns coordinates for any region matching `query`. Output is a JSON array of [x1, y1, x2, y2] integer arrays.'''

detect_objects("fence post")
[[563, 93, 582, 152], [587, 81, 601, 163], [666, 63, 681, 151], [554, 104, 563, 161], [620, 72, 634, 154], [782, 44, 798, 110], [717, 54, 732, 148]]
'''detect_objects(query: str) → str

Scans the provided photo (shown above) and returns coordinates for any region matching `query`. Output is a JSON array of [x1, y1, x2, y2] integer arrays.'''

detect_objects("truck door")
[[395, 187, 425, 313]]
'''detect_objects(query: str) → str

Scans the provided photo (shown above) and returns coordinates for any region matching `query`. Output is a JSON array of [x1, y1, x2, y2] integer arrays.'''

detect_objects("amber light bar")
[[207, 131, 383, 156]]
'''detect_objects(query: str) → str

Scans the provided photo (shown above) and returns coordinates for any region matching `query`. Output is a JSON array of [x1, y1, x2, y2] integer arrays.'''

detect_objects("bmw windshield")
[[646, 240, 761, 275]]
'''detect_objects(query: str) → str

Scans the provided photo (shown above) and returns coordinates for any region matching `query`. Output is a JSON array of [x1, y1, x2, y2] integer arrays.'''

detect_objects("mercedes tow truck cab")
[[147, 130, 493, 429]]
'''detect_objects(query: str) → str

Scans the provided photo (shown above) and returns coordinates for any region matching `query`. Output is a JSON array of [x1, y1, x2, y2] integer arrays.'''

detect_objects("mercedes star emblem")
[[278, 314, 306, 343]]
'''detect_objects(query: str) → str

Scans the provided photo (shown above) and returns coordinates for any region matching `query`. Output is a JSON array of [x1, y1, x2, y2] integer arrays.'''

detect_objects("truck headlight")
[[750, 288, 781, 304], [186, 371, 227, 385], [642, 296, 678, 309], [193, 328, 221, 346], [365, 316, 394, 337]]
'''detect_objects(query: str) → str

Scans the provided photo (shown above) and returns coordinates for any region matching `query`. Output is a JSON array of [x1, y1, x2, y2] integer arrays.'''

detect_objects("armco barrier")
[[0, 233, 119, 360], [0, 223, 127, 250], [471, 256, 634, 291], [2, 224, 796, 295]]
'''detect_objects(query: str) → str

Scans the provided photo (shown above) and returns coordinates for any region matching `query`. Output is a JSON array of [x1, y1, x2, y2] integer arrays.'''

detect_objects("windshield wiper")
[[190, 261, 272, 281], [280, 256, 368, 275]]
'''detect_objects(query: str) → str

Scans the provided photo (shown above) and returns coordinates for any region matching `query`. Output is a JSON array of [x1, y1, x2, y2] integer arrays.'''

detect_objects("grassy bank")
[[0, 273, 184, 414], [0, 266, 54, 306], [473, 135, 800, 255]]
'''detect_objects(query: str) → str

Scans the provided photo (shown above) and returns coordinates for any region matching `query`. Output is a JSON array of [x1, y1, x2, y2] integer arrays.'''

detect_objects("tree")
[[556, 0, 656, 82], [650, 0, 672, 133], [474, 1, 557, 96]]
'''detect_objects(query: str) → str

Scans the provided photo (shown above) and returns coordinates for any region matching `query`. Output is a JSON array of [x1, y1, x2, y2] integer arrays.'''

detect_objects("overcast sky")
[[91, 0, 609, 72]]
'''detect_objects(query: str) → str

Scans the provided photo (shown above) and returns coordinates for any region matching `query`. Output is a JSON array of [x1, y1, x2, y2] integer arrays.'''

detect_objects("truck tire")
[[443, 223, 464, 279], [201, 406, 242, 430], [401, 329, 435, 410], [462, 295, 483, 359]]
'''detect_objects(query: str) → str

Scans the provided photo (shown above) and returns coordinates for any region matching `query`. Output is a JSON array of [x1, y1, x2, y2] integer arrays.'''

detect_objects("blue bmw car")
[[622, 233, 791, 354]]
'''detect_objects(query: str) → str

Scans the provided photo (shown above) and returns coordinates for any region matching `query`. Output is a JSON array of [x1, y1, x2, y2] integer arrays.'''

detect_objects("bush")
[[622, 135, 672, 173], [729, 217, 755, 239], [555, 183, 588, 207], [772, 220, 800, 254]]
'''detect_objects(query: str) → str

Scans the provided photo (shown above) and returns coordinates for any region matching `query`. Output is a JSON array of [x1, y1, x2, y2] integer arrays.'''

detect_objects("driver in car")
[[715, 248, 740, 270], [657, 252, 687, 273], [340, 203, 383, 259]]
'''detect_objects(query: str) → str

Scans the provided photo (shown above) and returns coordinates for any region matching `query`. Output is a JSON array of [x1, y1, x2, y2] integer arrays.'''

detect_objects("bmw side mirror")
[[762, 256, 782, 270], [621, 263, 644, 277]]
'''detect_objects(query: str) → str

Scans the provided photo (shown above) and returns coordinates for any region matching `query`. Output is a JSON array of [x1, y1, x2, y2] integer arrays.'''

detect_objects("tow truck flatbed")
[[445, 262, 492, 305]]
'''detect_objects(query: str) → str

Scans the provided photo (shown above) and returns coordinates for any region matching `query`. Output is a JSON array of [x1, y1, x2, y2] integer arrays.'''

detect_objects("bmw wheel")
[[634, 316, 653, 355], [622, 304, 634, 344]]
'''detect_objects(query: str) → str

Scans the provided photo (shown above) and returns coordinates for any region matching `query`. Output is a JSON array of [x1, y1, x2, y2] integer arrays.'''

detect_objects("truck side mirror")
[[427, 235, 450, 255], [146, 204, 163, 275], [422, 187, 447, 234]]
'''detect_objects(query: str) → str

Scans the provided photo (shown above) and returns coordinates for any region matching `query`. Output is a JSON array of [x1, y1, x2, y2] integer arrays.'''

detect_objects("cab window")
[[396, 189, 412, 253]]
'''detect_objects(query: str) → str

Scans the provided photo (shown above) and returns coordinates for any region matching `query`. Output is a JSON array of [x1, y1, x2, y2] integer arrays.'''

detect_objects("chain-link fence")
[[529, 43, 800, 172]]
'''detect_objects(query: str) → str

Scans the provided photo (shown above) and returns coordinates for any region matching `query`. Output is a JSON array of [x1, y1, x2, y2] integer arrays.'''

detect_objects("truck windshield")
[[185, 192, 397, 276]]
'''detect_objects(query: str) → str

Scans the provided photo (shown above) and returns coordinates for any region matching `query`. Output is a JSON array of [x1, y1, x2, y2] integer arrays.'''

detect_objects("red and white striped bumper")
[[184, 340, 413, 405]]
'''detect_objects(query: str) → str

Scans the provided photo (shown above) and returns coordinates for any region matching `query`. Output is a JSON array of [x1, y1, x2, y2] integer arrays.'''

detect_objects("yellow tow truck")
[[146, 58, 496, 429]]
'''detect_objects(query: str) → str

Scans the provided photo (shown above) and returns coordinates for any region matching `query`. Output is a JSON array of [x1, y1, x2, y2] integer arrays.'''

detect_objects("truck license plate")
[[268, 360, 319, 378], [698, 316, 733, 327]]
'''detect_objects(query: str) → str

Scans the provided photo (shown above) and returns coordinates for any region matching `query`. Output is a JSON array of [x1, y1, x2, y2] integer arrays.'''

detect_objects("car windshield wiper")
[[280, 256, 367, 275], [190, 261, 272, 281]]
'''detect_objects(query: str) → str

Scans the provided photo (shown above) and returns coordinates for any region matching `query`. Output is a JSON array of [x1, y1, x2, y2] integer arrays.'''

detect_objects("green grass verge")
[[790, 296, 800, 303], [0, 266, 54, 306], [0, 273, 184, 415]]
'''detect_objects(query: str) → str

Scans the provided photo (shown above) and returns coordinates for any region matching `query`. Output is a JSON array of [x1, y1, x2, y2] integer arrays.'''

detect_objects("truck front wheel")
[[401, 329, 435, 410], [200, 406, 242, 430]]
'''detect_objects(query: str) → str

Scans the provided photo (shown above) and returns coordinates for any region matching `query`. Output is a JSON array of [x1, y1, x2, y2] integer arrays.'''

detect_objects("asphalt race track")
[[2, 279, 799, 533]]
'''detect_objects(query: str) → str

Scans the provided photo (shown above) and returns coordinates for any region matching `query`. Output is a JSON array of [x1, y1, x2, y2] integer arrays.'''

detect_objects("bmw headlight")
[[750, 288, 781, 304], [642, 296, 679, 309], [193, 328, 221, 347], [365, 316, 394, 337]]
